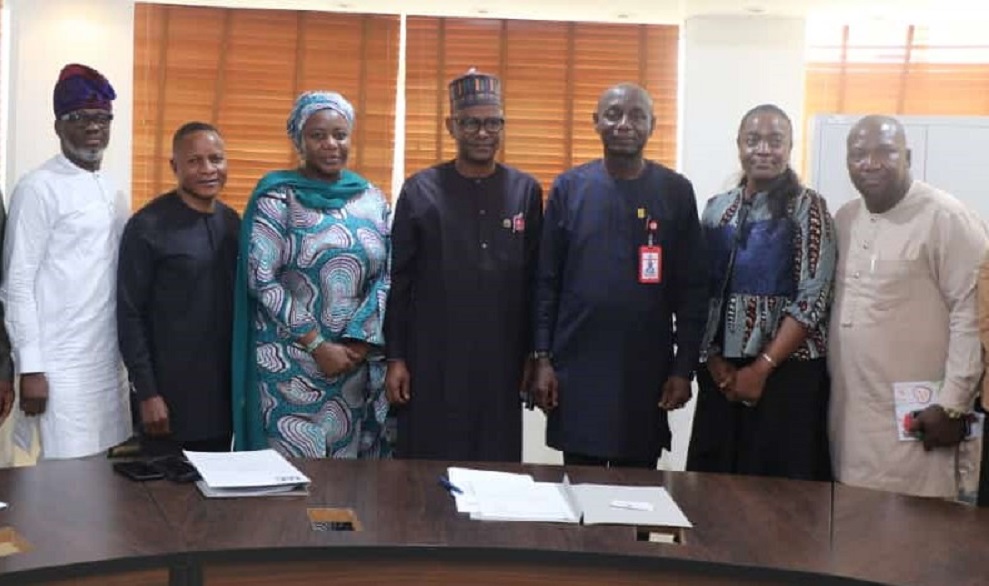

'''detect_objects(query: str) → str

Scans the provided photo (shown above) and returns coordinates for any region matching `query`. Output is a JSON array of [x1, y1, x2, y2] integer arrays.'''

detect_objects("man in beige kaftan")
[[829, 115, 988, 498]]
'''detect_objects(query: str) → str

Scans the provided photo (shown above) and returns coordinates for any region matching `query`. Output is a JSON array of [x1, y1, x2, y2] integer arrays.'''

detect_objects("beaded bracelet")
[[304, 333, 326, 354]]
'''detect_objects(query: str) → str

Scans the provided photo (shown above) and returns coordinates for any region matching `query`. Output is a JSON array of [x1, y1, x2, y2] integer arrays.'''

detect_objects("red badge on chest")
[[639, 246, 662, 284], [639, 215, 661, 284], [512, 213, 525, 233]]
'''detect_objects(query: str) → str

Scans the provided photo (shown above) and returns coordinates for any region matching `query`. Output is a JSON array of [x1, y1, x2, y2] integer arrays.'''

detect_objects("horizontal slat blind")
[[133, 4, 399, 212], [405, 17, 680, 191], [404, 17, 503, 175], [805, 23, 989, 128], [503, 20, 570, 183]]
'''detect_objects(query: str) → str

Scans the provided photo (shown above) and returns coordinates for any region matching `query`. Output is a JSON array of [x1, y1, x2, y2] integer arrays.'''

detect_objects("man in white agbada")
[[1, 63, 131, 459], [829, 115, 988, 498]]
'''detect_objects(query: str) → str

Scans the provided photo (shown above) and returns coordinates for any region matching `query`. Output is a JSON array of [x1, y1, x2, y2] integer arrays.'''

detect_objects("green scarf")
[[231, 169, 369, 451]]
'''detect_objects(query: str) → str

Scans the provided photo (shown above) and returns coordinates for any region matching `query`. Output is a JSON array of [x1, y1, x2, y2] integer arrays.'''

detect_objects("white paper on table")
[[447, 467, 535, 514], [892, 381, 984, 442], [183, 449, 310, 489], [445, 468, 690, 529], [446, 467, 577, 523], [471, 481, 579, 523]]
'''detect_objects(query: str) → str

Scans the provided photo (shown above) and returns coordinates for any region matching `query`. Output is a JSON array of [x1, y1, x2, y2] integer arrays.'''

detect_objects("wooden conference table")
[[0, 458, 984, 585]]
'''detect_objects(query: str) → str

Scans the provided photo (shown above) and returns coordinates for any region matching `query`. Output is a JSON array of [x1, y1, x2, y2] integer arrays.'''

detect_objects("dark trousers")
[[563, 452, 657, 470], [141, 435, 231, 458]]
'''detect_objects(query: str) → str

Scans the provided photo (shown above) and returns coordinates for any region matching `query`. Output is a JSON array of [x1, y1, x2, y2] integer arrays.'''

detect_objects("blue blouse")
[[699, 186, 837, 361]]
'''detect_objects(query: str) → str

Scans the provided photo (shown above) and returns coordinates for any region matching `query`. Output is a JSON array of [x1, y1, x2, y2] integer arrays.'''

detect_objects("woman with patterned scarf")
[[231, 91, 391, 458]]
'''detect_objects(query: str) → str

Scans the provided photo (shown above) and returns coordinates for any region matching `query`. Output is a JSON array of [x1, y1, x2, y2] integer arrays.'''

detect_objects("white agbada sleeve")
[[1, 180, 55, 374]]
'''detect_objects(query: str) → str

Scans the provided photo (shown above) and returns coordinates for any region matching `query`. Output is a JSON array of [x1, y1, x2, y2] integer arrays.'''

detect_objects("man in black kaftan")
[[117, 123, 240, 455], [532, 84, 707, 468], [385, 70, 543, 462]]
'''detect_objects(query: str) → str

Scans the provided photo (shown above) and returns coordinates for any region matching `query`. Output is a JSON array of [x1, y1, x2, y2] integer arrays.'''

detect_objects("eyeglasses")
[[60, 112, 114, 127], [457, 117, 505, 134]]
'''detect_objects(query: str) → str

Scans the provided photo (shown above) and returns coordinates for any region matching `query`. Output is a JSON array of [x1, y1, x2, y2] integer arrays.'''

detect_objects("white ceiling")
[[152, 0, 989, 24]]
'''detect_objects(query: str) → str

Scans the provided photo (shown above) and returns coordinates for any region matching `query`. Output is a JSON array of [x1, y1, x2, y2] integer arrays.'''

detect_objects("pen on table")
[[438, 475, 463, 495]]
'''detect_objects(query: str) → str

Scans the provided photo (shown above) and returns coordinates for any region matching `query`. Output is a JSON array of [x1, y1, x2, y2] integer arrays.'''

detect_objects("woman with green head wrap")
[[230, 91, 391, 458]]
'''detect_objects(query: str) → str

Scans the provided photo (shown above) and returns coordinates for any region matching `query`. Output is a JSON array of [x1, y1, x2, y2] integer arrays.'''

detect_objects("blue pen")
[[438, 475, 463, 495]]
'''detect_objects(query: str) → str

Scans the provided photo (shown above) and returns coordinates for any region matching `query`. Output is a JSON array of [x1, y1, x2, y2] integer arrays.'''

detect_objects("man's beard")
[[459, 143, 496, 165], [63, 142, 105, 165]]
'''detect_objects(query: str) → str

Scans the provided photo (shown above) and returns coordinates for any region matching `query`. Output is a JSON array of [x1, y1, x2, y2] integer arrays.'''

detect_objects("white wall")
[[661, 15, 807, 471], [522, 407, 563, 465], [680, 15, 807, 204], [809, 114, 989, 222], [5, 0, 134, 197]]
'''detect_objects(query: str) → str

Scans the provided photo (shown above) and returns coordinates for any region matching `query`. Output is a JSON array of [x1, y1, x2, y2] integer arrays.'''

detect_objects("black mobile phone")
[[151, 456, 201, 484], [113, 460, 165, 482]]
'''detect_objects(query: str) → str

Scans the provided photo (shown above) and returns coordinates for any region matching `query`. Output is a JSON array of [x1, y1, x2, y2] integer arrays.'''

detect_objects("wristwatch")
[[530, 351, 552, 360], [941, 406, 966, 419], [940, 405, 974, 439]]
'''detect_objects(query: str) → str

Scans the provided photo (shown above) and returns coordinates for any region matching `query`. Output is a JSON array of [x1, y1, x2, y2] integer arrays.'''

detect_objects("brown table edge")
[[0, 545, 892, 586], [0, 553, 188, 586]]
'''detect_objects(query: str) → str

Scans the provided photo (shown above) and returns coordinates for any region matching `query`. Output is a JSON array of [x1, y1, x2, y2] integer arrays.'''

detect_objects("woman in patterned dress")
[[231, 91, 391, 458], [686, 104, 837, 481]]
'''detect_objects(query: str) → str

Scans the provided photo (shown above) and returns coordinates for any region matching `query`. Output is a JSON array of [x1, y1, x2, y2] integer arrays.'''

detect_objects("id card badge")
[[639, 245, 662, 284]]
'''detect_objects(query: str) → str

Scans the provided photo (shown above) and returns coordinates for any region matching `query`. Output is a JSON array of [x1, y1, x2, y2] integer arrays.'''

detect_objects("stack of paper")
[[444, 467, 692, 530], [184, 449, 310, 498], [447, 467, 577, 522]]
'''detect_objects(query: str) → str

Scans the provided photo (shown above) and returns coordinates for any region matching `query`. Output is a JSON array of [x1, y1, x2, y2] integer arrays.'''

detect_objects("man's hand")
[[706, 355, 737, 396], [519, 358, 537, 409], [140, 395, 171, 437], [659, 376, 692, 410], [312, 343, 358, 378], [533, 359, 559, 412], [0, 379, 14, 424], [386, 359, 411, 405], [19, 373, 48, 416], [909, 405, 967, 451]]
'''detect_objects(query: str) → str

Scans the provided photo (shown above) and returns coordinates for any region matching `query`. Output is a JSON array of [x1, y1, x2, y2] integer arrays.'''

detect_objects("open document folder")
[[184, 449, 310, 498], [446, 467, 692, 529]]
